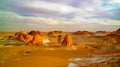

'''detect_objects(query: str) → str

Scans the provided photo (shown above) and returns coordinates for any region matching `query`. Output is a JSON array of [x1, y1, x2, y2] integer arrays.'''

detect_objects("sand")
[[0, 32, 120, 67], [0, 46, 94, 67]]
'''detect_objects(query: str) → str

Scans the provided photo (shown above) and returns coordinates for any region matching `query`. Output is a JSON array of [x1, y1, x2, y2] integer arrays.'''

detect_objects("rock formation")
[[31, 34, 44, 45], [58, 35, 62, 43], [73, 31, 94, 36], [28, 31, 45, 36], [105, 28, 120, 44], [116, 28, 120, 33], [62, 34, 72, 47], [48, 31, 67, 37], [15, 31, 33, 43], [15, 31, 49, 45], [95, 31, 110, 36]]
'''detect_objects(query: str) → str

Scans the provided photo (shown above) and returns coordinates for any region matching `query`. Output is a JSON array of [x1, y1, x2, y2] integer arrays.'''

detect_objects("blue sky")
[[0, 0, 120, 32]]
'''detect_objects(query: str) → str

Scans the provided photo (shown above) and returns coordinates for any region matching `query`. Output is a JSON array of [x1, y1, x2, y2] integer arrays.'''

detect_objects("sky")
[[0, 0, 120, 32]]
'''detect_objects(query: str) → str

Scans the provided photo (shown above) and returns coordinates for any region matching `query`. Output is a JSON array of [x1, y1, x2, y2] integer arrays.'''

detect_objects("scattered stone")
[[23, 50, 32, 56], [68, 63, 79, 67]]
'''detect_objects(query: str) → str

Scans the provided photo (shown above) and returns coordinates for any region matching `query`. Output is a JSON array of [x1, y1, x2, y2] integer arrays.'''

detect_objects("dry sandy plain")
[[0, 32, 120, 67]]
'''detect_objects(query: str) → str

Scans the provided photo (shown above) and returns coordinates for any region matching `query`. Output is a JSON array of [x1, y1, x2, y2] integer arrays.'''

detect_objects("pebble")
[[23, 51, 32, 56]]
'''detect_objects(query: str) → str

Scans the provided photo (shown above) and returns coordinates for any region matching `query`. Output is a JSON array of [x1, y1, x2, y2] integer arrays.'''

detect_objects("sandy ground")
[[0, 46, 95, 67], [0, 46, 120, 67], [0, 32, 120, 67]]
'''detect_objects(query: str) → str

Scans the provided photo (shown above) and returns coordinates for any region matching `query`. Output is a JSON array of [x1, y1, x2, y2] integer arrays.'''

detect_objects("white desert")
[[0, 29, 120, 67]]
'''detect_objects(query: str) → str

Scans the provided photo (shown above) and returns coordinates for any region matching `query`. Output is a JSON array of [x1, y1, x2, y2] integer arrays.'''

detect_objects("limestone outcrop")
[[105, 28, 120, 44], [48, 31, 67, 37], [62, 34, 72, 47], [73, 31, 94, 36], [15, 31, 33, 43], [15, 31, 49, 45]]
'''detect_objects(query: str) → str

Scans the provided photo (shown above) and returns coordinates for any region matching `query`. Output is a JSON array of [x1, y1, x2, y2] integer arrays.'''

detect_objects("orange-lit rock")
[[95, 31, 110, 36], [58, 35, 62, 43], [48, 31, 67, 37], [31, 34, 44, 45], [28, 31, 47, 45], [116, 28, 120, 33], [105, 28, 120, 44], [15, 31, 30, 42], [23, 34, 33, 43], [15, 31, 49, 45], [62, 34, 72, 47], [28, 31, 45, 36], [73, 31, 94, 36]]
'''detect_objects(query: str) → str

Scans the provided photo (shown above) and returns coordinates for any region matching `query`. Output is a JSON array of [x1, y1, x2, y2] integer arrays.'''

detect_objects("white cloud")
[[24, 0, 78, 15], [108, 0, 120, 4], [0, 0, 120, 32]]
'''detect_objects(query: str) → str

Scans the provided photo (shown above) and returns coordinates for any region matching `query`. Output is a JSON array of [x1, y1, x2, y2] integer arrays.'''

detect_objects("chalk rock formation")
[[116, 28, 120, 33], [28, 31, 45, 36], [62, 34, 72, 47], [15, 31, 49, 45], [58, 35, 62, 43], [31, 34, 44, 45], [15, 31, 33, 43], [105, 28, 120, 44], [73, 31, 94, 36], [48, 31, 67, 37]]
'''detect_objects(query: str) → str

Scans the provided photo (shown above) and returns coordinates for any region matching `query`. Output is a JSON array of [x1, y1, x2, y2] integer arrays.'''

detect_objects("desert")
[[0, 28, 120, 67], [0, 0, 120, 67]]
